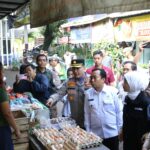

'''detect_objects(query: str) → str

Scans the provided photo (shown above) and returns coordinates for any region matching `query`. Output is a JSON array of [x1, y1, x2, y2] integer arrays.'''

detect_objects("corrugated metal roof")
[[109, 9, 150, 18], [61, 14, 108, 28], [0, 0, 29, 19], [61, 10, 150, 28]]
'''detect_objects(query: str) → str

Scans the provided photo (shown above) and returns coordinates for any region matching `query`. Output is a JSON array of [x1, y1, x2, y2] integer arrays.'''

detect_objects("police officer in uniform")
[[47, 59, 87, 128]]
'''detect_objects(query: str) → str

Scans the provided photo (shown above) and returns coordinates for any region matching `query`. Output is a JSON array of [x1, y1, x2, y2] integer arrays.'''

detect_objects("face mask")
[[3, 76, 6, 81]]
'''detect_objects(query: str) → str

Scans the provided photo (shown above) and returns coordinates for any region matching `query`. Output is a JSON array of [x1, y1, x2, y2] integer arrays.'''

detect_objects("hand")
[[46, 98, 54, 107], [142, 132, 150, 150], [14, 129, 21, 139], [139, 41, 150, 52], [141, 132, 149, 143], [27, 76, 33, 82]]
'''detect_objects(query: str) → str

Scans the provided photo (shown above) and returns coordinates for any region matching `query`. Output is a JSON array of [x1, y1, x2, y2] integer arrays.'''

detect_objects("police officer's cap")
[[71, 59, 85, 68]]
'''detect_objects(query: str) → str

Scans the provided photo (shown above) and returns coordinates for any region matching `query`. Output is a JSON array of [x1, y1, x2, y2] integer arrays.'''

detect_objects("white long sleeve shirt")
[[84, 84, 123, 139], [117, 80, 127, 102]]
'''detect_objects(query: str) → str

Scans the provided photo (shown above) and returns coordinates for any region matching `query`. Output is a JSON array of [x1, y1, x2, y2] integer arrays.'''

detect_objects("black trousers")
[[0, 126, 14, 150], [102, 135, 119, 150]]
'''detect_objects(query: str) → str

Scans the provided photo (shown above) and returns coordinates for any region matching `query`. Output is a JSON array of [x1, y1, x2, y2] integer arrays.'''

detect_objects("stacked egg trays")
[[33, 126, 102, 150]]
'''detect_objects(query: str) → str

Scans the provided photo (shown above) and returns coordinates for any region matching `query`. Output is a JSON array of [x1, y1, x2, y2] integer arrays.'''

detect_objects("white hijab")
[[124, 71, 149, 100]]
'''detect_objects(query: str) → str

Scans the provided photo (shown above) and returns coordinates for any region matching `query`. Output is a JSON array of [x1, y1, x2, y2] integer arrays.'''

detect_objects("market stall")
[[7, 89, 48, 150], [8, 89, 108, 150]]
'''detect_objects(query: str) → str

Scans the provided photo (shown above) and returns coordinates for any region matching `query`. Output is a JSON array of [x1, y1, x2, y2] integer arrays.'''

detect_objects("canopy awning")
[[30, 0, 150, 28], [0, 0, 29, 19], [1, 0, 150, 28]]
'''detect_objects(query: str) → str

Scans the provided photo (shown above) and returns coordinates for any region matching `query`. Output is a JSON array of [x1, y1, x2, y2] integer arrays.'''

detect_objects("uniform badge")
[[73, 60, 76, 64]]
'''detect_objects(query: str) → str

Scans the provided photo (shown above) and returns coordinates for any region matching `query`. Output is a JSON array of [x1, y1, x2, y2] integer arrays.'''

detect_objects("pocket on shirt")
[[103, 98, 114, 109], [90, 114, 101, 128], [103, 103, 115, 114], [88, 101, 98, 110], [103, 99, 116, 123]]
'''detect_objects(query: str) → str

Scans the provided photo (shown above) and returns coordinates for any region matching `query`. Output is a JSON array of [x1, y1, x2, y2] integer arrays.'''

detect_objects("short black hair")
[[92, 68, 106, 79], [123, 61, 137, 71], [36, 54, 47, 64], [93, 50, 103, 57], [19, 64, 28, 74], [24, 64, 36, 70]]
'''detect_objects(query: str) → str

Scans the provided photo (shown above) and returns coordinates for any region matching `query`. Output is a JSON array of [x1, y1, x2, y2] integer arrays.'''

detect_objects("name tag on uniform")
[[88, 99, 94, 101]]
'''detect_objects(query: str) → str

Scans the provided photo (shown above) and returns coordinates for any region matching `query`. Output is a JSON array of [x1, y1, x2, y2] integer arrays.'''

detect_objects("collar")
[[94, 65, 103, 69], [36, 67, 47, 73], [93, 84, 107, 94], [102, 84, 108, 93]]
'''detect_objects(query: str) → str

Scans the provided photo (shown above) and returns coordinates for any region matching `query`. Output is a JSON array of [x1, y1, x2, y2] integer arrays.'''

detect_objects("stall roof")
[[0, 0, 29, 19], [61, 9, 150, 28]]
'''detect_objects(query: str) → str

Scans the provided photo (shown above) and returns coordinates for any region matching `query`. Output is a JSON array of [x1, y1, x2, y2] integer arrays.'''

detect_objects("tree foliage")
[[43, 20, 67, 51]]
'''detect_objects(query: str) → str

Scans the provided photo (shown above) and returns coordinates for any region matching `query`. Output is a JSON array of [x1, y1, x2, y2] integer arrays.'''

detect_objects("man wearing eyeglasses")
[[84, 68, 123, 150]]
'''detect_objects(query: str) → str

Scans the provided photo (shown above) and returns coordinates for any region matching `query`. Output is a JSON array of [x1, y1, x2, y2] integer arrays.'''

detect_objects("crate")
[[14, 143, 29, 150], [12, 110, 29, 150], [12, 110, 29, 126]]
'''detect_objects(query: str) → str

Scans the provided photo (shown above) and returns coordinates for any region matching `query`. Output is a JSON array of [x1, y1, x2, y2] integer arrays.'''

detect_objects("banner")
[[113, 14, 150, 41], [70, 26, 92, 43], [92, 21, 114, 43]]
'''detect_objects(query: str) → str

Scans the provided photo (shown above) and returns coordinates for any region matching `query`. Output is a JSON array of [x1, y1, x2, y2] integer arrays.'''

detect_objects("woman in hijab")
[[123, 71, 150, 150]]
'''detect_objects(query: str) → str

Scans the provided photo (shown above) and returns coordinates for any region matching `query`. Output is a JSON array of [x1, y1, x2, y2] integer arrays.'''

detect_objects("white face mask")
[[3, 76, 6, 81]]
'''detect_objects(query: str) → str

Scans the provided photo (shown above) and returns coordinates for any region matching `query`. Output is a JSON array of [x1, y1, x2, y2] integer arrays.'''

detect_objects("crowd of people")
[[0, 42, 150, 150]]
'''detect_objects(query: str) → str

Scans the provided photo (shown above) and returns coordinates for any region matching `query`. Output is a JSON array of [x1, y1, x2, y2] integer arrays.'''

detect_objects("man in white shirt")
[[84, 68, 123, 150]]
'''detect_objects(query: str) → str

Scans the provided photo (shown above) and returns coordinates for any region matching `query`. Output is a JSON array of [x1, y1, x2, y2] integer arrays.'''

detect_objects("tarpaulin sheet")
[[30, 0, 150, 27], [14, 4, 30, 28]]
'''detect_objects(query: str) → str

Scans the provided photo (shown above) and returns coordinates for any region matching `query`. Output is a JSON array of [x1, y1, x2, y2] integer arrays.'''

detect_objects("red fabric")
[[86, 65, 115, 85]]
